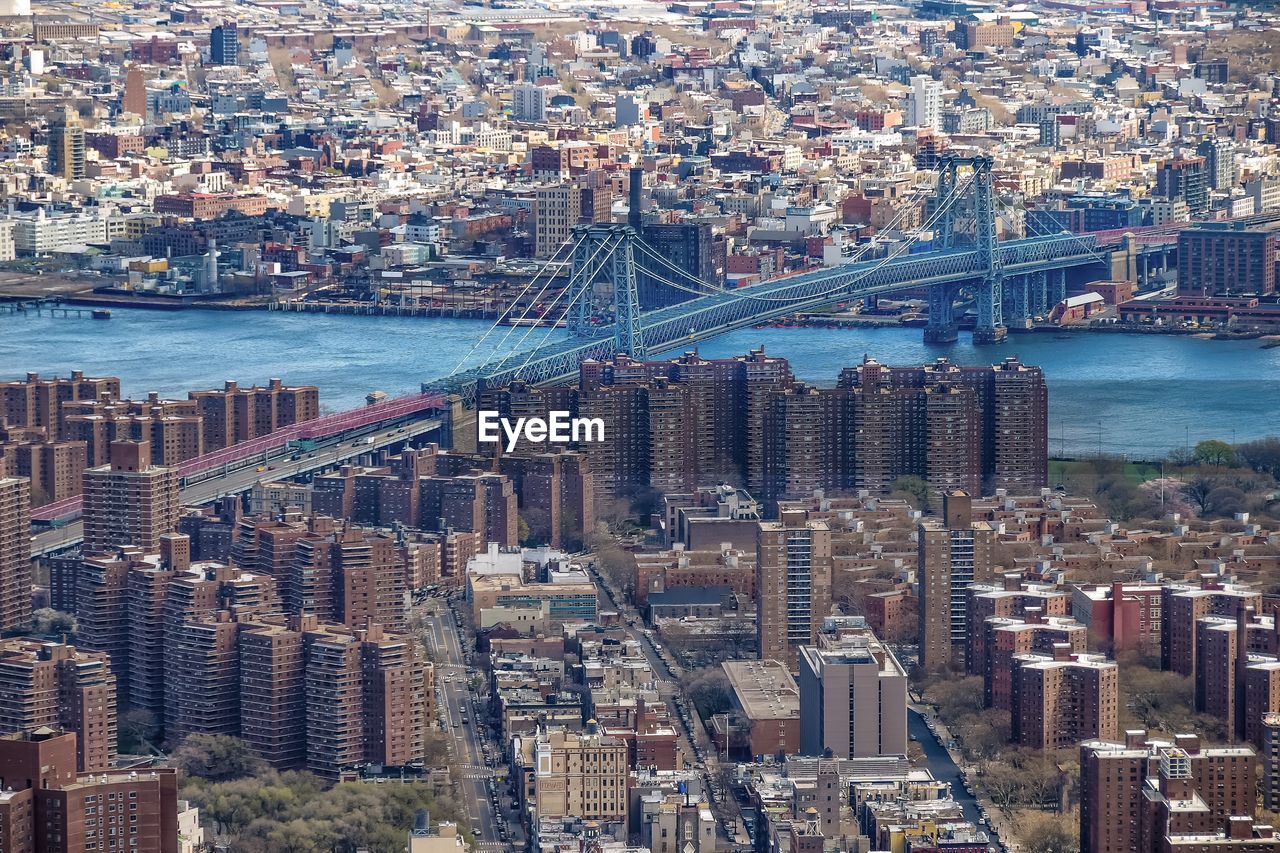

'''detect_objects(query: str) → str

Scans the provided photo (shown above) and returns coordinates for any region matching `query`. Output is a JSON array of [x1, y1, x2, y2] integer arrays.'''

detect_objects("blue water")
[[2, 308, 1276, 458]]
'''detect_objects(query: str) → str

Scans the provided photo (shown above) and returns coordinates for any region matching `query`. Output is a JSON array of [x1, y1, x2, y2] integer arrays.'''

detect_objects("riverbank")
[[65, 292, 271, 311]]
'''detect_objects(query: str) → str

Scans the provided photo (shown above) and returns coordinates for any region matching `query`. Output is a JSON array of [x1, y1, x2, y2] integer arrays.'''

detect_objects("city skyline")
[[2, 0, 1280, 851]]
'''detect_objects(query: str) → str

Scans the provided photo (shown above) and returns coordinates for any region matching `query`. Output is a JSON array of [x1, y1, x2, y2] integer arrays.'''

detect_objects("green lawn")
[[1048, 459, 1163, 487]]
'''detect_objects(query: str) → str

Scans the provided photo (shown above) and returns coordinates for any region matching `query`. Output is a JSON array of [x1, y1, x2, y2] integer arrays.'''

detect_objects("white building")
[[513, 83, 548, 123], [7, 208, 109, 255], [177, 800, 204, 853], [908, 75, 943, 132], [0, 219, 15, 262]]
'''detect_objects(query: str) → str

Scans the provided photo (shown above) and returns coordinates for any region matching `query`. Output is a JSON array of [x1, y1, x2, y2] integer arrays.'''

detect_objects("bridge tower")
[[924, 154, 1007, 345], [566, 224, 647, 359]]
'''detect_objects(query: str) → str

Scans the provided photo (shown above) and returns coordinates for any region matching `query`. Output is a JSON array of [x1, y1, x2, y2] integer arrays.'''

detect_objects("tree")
[[925, 675, 985, 720], [1120, 662, 1197, 735], [1237, 437, 1280, 479], [182, 769, 466, 852], [1194, 439, 1237, 467], [888, 475, 931, 512], [171, 734, 266, 782], [1019, 813, 1079, 853], [26, 607, 76, 636], [680, 667, 734, 721], [118, 708, 160, 755], [1205, 486, 1246, 517], [520, 507, 551, 546], [1183, 475, 1218, 515], [982, 762, 1025, 810]]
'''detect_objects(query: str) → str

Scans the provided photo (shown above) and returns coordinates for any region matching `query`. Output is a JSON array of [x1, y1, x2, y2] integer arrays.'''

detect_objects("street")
[[586, 559, 745, 838], [908, 708, 1008, 852], [420, 605, 518, 852]]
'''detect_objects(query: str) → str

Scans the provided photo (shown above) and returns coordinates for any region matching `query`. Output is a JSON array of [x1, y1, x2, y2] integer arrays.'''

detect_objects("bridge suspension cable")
[[469, 232, 616, 381], [443, 232, 583, 378], [630, 172, 978, 306], [996, 195, 1110, 267], [507, 253, 602, 382]]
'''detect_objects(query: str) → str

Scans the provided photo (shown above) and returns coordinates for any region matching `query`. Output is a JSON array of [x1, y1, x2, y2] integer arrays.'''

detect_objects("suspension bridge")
[[434, 154, 1112, 401], [25, 156, 1114, 539]]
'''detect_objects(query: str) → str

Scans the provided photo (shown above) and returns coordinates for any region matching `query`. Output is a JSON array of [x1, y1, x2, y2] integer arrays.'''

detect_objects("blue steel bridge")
[[433, 155, 1111, 400]]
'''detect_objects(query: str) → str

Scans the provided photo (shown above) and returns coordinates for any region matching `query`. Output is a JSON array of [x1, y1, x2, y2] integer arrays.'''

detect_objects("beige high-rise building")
[[917, 491, 997, 672], [0, 477, 31, 631], [756, 517, 833, 672], [82, 440, 179, 554], [123, 65, 147, 117], [48, 107, 85, 181], [798, 624, 908, 759], [515, 727, 629, 822]]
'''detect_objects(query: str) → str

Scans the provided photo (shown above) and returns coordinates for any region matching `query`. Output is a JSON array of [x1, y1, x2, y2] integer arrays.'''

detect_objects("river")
[[2, 308, 1276, 458]]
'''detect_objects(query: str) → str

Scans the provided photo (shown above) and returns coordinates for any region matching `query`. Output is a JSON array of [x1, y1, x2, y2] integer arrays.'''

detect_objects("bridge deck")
[[443, 233, 1104, 393]]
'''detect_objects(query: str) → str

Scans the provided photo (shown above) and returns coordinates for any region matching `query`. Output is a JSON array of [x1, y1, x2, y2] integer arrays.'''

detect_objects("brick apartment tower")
[[1010, 646, 1118, 750], [756, 517, 832, 672], [0, 729, 178, 853], [1080, 732, 1263, 853], [82, 440, 179, 554], [0, 477, 31, 631], [917, 490, 997, 672], [0, 639, 117, 772]]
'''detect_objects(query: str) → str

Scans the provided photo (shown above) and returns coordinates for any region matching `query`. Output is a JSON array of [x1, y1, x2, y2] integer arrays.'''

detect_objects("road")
[[421, 605, 516, 852], [909, 709, 1006, 851], [30, 419, 441, 557], [585, 559, 747, 838]]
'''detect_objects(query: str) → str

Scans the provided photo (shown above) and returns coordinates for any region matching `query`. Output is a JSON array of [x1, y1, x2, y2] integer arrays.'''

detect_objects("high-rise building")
[[487, 353, 1048, 511], [47, 107, 85, 181], [759, 384, 843, 508], [1157, 155, 1209, 215], [1263, 714, 1280, 812], [123, 65, 147, 117], [513, 726, 629, 822], [0, 371, 119, 434], [1177, 220, 1279, 297], [81, 440, 179, 555], [637, 222, 726, 308], [908, 75, 943, 131], [965, 574, 1071, 676], [165, 613, 243, 743], [982, 613, 1088, 710], [533, 176, 611, 260], [990, 357, 1049, 492], [756, 518, 832, 671], [303, 620, 426, 778], [1010, 647, 1118, 750], [238, 616, 308, 770], [1080, 732, 1270, 853], [209, 21, 239, 65], [1161, 578, 1261, 677], [513, 83, 547, 123], [917, 491, 997, 672], [186, 379, 320, 452], [0, 640, 116, 773], [7, 440, 88, 506], [1196, 136, 1236, 190], [798, 623, 908, 759], [0, 729, 180, 853], [0, 477, 31, 632]]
